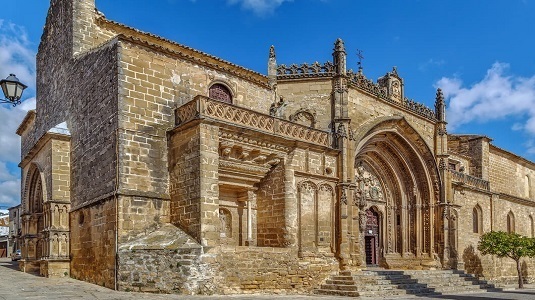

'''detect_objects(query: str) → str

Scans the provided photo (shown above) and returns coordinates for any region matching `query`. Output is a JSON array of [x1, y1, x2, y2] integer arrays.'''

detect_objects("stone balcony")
[[449, 170, 490, 191], [175, 95, 332, 148]]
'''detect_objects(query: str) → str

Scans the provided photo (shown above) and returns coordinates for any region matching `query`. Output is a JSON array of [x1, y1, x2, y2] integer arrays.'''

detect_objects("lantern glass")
[[0, 74, 27, 102]]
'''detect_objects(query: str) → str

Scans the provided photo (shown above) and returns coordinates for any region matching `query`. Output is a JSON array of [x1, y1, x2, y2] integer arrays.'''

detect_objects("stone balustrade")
[[449, 170, 490, 191], [175, 96, 331, 147]]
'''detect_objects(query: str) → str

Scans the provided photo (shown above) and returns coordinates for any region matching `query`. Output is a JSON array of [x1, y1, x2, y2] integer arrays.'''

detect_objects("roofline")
[[448, 134, 493, 142], [16, 110, 36, 136], [489, 144, 535, 168], [97, 17, 271, 89]]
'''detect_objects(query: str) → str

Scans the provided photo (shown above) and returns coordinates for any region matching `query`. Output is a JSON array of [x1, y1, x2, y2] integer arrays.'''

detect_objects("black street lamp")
[[0, 74, 27, 106]]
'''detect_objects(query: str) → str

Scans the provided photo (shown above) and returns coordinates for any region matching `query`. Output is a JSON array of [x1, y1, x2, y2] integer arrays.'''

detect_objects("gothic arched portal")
[[353, 117, 441, 269]]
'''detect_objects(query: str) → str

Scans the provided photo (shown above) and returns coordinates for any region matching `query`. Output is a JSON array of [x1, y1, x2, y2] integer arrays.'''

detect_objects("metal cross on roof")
[[356, 49, 364, 72]]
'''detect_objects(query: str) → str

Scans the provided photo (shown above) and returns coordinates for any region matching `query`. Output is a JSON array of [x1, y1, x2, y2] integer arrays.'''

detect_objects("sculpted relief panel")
[[355, 162, 384, 203]]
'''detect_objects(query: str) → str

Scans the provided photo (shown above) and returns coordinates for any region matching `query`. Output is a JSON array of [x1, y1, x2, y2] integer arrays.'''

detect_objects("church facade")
[[15, 0, 535, 294]]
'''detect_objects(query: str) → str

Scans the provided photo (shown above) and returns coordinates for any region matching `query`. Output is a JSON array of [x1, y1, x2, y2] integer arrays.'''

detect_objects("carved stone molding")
[[276, 62, 335, 79], [289, 108, 317, 128]]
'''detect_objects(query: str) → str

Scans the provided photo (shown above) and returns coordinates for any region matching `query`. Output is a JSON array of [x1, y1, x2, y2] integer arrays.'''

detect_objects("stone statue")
[[269, 96, 287, 118]]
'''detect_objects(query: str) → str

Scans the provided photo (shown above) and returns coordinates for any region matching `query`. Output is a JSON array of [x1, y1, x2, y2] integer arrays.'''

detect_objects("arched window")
[[507, 211, 515, 233], [209, 83, 232, 104], [530, 215, 534, 238], [472, 205, 482, 234], [525, 175, 531, 198]]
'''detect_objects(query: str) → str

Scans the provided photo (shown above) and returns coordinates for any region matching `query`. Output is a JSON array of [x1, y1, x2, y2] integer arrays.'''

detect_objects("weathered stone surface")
[[15, 0, 535, 295]]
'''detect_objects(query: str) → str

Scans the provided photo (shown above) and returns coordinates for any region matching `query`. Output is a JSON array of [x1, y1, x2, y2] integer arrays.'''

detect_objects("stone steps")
[[314, 269, 500, 297]]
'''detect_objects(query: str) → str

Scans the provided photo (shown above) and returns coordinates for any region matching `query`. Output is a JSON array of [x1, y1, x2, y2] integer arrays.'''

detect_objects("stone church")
[[15, 0, 535, 295]]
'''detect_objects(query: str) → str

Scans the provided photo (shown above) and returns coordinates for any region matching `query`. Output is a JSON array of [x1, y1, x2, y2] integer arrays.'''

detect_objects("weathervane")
[[356, 49, 364, 73]]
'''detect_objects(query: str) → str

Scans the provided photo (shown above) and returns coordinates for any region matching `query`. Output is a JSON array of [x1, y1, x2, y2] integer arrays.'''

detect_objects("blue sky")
[[0, 0, 535, 208]]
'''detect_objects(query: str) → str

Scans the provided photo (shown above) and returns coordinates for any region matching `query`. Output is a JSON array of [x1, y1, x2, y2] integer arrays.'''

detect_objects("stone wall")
[[69, 197, 116, 289], [348, 88, 436, 150], [119, 247, 339, 295], [118, 248, 213, 294], [69, 41, 119, 208], [168, 123, 220, 246], [276, 79, 333, 129], [489, 147, 535, 199], [454, 187, 535, 285], [51, 139, 71, 203], [26, 0, 114, 159], [117, 195, 170, 244], [216, 246, 338, 294], [256, 163, 287, 247], [168, 125, 202, 240]]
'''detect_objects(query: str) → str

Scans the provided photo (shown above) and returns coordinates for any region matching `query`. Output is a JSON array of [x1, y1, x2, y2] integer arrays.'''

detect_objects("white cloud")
[[0, 20, 36, 208], [419, 58, 445, 71], [436, 62, 535, 134], [227, 0, 292, 15], [0, 178, 21, 208]]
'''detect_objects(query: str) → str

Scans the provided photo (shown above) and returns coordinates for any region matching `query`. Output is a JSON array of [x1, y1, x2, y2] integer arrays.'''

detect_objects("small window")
[[472, 208, 478, 233], [209, 83, 232, 104]]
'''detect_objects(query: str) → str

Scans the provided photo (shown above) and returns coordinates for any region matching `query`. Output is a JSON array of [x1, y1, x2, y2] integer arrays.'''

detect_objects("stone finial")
[[333, 38, 347, 75], [435, 88, 446, 122], [334, 38, 346, 53], [268, 45, 277, 88], [391, 66, 398, 76], [436, 88, 444, 103], [269, 45, 276, 59]]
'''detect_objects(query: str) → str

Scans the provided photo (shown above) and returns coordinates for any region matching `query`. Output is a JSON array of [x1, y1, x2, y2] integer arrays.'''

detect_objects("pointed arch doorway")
[[365, 208, 380, 266]]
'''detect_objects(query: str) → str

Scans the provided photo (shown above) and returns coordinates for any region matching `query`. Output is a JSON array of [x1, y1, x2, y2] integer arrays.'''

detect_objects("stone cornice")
[[294, 170, 339, 182], [98, 18, 270, 89], [497, 193, 535, 207], [70, 190, 170, 212]]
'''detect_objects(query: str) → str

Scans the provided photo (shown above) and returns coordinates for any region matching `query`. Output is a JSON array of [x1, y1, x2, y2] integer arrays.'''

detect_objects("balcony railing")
[[449, 170, 490, 191], [175, 96, 331, 147]]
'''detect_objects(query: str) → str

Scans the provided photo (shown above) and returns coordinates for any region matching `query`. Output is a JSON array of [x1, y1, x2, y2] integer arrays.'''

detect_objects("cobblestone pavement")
[[2, 258, 535, 300]]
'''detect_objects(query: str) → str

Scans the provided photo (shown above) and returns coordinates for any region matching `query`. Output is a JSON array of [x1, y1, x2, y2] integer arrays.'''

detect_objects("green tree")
[[478, 231, 535, 288]]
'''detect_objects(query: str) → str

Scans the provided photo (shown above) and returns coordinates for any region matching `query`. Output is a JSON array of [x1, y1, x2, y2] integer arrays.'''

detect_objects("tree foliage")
[[478, 231, 535, 288]]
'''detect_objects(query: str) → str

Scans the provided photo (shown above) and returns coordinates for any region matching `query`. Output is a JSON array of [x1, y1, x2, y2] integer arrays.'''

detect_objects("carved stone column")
[[246, 190, 257, 246]]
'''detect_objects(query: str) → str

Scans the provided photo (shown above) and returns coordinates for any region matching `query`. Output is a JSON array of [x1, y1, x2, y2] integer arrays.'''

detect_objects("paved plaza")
[[1, 258, 535, 300]]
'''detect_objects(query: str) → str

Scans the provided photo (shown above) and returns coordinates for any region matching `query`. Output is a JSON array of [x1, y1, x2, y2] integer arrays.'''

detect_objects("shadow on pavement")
[[0, 259, 21, 271], [422, 296, 501, 300], [415, 289, 535, 300], [501, 290, 535, 295]]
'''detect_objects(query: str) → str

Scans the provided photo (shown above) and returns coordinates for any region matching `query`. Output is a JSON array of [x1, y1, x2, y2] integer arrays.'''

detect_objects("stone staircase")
[[314, 269, 501, 298]]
